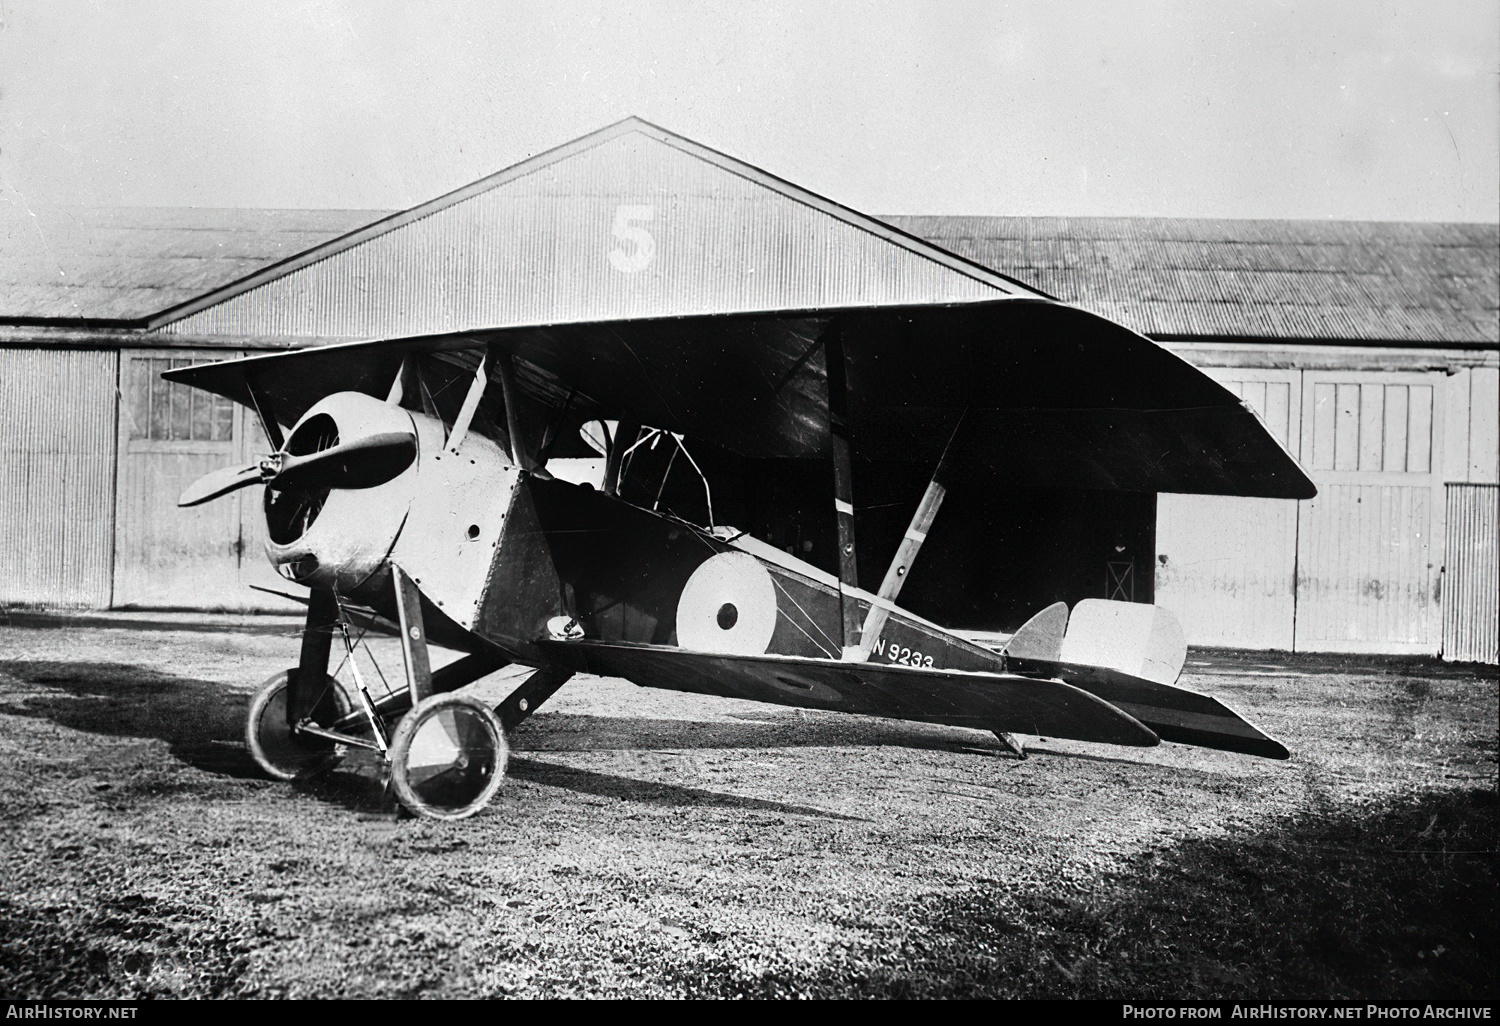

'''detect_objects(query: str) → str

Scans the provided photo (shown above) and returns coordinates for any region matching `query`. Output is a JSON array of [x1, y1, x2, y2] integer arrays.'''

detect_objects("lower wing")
[[539, 639, 1159, 748]]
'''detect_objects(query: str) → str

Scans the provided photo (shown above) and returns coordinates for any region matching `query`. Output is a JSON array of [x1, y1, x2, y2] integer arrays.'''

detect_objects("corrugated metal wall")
[[0, 347, 117, 607], [1443, 484, 1498, 664], [158, 129, 1006, 339]]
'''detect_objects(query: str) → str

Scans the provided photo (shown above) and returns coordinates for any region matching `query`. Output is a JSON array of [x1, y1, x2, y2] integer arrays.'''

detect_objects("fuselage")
[[261, 391, 1001, 679]]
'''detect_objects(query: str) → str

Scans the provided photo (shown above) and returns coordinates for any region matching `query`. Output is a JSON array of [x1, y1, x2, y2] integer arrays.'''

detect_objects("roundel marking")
[[676, 552, 778, 656]]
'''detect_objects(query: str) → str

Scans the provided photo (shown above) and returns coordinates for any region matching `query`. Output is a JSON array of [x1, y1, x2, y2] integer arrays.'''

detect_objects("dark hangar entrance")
[[625, 450, 1156, 635], [745, 463, 1157, 634]]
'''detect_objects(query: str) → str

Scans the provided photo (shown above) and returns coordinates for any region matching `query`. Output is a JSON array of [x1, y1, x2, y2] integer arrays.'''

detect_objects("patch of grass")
[[662, 787, 1497, 999], [0, 894, 256, 999]]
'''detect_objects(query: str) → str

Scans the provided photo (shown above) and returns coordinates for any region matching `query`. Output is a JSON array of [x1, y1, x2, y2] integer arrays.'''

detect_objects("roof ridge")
[[145, 118, 1047, 330]]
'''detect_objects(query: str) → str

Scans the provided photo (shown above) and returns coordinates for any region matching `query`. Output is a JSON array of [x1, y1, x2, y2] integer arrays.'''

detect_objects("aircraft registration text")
[[869, 636, 935, 667]]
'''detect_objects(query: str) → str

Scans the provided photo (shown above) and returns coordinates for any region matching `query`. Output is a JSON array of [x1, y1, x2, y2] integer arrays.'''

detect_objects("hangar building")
[[2, 119, 1495, 661]]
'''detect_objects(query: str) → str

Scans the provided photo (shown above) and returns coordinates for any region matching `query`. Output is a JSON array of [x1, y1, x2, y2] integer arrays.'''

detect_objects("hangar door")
[[1294, 370, 1445, 654], [1158, 366, 1448, 654], [1155, 369, 1301, 650], [113, 349, 296, 610]]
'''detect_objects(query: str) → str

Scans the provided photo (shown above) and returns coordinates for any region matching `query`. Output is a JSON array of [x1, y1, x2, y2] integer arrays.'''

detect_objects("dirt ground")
[[0, 610, 1494, 1000]]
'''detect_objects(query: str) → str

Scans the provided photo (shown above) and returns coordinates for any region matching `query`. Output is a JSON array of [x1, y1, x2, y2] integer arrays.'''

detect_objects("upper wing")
[[164, 299, 1314, 498]]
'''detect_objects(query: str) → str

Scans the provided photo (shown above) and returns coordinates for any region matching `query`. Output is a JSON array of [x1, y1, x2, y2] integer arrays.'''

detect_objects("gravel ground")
[[0, 611, 1494, 999]]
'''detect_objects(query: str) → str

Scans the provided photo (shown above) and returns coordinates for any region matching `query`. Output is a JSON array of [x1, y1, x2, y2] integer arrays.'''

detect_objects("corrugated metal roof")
[[886, 216, 1499, 345], [0, 206, 388, 322], [1, 150, 1493, 346]]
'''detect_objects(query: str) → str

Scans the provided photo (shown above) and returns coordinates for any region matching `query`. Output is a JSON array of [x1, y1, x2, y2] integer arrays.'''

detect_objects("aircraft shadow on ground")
[[508, 757, 867, 821], [0, 659, 264, 779], [651, 786, 1497, 1000], [0, 660, 980, 815], [0, 659, 403, 812], [511, 711, 1002, 754]]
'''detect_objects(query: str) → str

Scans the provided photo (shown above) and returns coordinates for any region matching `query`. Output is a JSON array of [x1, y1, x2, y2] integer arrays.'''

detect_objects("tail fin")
[[1003, 601, 1069, 661]]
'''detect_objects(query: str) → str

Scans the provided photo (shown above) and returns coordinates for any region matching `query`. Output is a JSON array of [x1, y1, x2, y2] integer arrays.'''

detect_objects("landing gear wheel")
[[388, 694, 508, 820], [246, 669, 354, 781]]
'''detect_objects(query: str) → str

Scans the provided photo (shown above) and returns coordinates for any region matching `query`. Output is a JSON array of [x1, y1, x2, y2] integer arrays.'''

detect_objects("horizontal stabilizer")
[[540, 639, 1160, 749], [1006, 656, 1289, 760]]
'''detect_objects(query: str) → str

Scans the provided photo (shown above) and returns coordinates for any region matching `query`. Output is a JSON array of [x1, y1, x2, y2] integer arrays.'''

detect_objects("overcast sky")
[[1, 0, 1496, 221]]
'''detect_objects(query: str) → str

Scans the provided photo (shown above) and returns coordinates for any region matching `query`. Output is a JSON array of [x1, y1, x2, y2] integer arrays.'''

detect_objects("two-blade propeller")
[[178, 431, 418, 507]]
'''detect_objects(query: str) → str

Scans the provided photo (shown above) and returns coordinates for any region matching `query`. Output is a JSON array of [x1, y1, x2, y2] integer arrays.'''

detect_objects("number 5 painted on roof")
[[609, 205, 656, 273]]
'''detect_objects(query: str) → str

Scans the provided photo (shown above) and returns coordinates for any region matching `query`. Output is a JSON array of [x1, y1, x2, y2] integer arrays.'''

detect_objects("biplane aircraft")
[[169, 297, 1314, 819]]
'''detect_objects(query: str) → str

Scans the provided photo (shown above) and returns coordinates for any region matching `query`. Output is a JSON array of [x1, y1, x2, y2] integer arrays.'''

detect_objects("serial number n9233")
[[867, 636, 936, 667]]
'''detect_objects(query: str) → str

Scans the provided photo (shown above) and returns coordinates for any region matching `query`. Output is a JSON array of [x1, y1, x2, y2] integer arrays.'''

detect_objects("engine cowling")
[[263, 392, 424, 598]]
